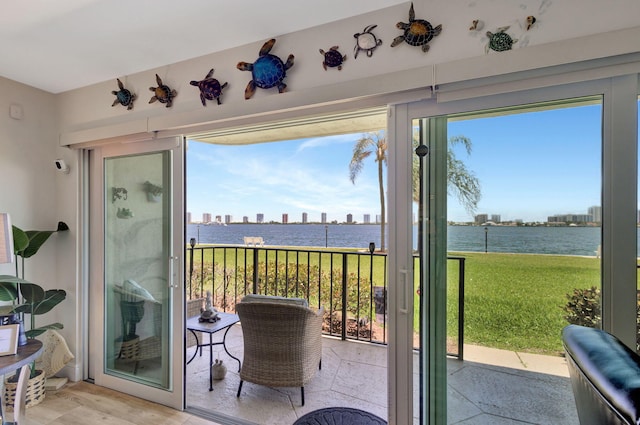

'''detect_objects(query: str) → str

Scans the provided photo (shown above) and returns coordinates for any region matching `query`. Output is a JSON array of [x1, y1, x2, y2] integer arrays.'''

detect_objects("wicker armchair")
[[235, 295, 323, 406]]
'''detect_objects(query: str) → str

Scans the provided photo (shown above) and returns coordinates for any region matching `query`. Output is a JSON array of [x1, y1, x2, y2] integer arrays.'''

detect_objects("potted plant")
[[143, 181, 163, 202], [0, 222, 68, 408]]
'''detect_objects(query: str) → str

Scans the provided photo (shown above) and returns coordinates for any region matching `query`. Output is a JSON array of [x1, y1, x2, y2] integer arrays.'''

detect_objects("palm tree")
[[350, 132, 480, 252], [413, 135, 481, 215], [349, 132, 387, 251]]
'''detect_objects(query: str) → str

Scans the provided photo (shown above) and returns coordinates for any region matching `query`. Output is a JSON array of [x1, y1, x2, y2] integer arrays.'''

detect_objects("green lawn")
[[190, 246, 604, 356], [446, 252, 600, 355]]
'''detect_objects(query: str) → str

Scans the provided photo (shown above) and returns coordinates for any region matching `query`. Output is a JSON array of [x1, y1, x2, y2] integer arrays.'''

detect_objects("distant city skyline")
[[186, 211, 381, 224], [187, 102, 604, 224]]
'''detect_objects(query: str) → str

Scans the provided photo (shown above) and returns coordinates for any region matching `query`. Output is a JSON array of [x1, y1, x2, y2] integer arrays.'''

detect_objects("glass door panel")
[[104, 151, 171, 387], [90, 137, 184, 409]]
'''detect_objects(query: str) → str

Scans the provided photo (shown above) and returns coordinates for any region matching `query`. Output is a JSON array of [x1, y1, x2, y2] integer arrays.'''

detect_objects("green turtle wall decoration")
[[485, 26, 518, 53], [111, 78, 136, 110], [149, 74, 177, 107], [390, 2, 442, 53]]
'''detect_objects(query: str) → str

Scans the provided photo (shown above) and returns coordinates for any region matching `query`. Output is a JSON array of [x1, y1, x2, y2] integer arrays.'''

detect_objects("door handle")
[[399, 268, 409, 314]]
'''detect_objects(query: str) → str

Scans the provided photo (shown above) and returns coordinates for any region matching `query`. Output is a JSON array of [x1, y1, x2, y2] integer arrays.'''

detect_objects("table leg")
[[222, 326, 241, 372], [209, 332, 213, 391], [186, 329, 199, 365]]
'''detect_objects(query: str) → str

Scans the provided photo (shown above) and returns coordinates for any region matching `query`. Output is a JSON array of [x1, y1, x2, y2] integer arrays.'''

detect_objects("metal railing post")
[[341, 254, 348, 340], [252, 248, 259, 294]]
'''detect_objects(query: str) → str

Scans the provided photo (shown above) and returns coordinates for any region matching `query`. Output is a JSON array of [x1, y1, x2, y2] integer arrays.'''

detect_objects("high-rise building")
[[491, 214, 501, 223], [321, 212, 327, 224], [282, 213, 288, 224], [376, 214, 381, 224], [203, 213, 212, 223], [363, 214, 370, 224], [243, 216, 249, 223], [588, 206, 601, 223], [475, 214, 488, 225], [186, 212, 192, 224], [302, 212, 308, 223], [256, 213, 264, 223], [224, 215, 232, 224], [346, 214, 353, 223]]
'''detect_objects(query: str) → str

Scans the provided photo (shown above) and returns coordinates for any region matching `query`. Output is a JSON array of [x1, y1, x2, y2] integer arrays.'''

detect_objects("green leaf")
[[11, 227, 29, 256], [16, 284, 66, 315], [26, 323, 63, 339], [22, 230, 57, 259]]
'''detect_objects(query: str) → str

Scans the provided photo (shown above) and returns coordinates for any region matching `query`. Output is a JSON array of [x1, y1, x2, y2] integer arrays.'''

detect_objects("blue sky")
[[187, 102, 605, 223], [186, 134, 382, 223]]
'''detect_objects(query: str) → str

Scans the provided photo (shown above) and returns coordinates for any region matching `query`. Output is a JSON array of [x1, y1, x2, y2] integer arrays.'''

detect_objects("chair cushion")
[[240, 294, 308, 307]]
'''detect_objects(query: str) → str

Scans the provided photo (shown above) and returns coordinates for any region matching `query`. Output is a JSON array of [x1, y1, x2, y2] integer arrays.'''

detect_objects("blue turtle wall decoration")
[[190, 69, 228, 106], [111, 78, 136, 110], [237, 39, 294, 100]]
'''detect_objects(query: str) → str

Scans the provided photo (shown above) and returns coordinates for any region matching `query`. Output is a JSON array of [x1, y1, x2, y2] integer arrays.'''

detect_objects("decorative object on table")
[[526, 15, 537, 30], [485, 26, 518, 53], [0, 324, 20, 356], [319, 46, 346, 70], [0, 314, 27, 347], [116, 208, 134, 219], [199, 290, 219, 323], [211, 359, 227, 380], [0, 221, 69, 408], [35, 329, 74, 391], [190, 68, 228, 106], [142, 181, 162, 202], [112, 187, 128, 203], [353, 24, 383, 59], [111, 78, 136, 110], [469, 19, 484, 31], [237, 38, 295, 100], [148, 73, 177, 107], [390, 2, 442, 53]]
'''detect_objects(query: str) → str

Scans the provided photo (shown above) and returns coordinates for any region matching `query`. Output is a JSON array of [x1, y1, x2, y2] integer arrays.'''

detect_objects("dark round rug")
[[293, 407, 387, 425]]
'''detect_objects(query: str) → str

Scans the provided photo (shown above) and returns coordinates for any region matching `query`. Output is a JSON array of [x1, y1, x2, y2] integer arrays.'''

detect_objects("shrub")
[[563, 286, 601, 328]]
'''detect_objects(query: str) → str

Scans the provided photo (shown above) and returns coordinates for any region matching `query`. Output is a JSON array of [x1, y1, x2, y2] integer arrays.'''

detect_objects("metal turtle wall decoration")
[[485, 26, 518, 53], [190, 68, 228, 106], [353, 24, 383, 59], [390, 2, 442, 53], [319, 46, 346, 70], [149, 74, 177, 108], [111, 78, 136, 110], [237, 38, 294, 100]]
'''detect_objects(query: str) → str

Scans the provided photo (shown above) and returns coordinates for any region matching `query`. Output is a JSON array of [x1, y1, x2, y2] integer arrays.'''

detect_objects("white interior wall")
[[0, 76, 79, 374], [56, 0, 640, 144]]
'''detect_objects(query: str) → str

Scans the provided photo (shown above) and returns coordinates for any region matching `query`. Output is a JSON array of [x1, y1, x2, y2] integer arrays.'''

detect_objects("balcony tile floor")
[[186, 324, 579, 425]]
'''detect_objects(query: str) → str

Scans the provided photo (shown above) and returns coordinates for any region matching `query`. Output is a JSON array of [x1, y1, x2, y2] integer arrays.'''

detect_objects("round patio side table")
[[293, 407, 387, 424]]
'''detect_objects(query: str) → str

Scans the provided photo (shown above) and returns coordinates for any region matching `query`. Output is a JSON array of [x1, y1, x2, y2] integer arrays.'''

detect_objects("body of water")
[[187, 223, 612, 256]]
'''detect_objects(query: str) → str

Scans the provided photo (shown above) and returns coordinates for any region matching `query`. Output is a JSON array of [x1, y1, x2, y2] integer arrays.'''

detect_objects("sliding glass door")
[[88, 137, 185, 409]]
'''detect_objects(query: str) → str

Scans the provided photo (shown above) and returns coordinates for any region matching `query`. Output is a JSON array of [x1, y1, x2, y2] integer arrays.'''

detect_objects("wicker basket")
[[118, 336, 140, 360], [4, 369, 46, 410]]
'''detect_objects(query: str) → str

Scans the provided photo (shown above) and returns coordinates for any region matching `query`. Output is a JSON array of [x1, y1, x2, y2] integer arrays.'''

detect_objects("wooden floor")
[[22, 381, 222, 425]]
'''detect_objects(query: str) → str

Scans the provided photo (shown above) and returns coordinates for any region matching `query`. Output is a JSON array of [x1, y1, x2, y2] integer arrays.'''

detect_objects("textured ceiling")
[[1, 0, 407, 94]]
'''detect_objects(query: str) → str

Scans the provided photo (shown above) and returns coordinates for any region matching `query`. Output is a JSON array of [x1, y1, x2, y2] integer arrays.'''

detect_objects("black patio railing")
[[186, 245, 465, 358]]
